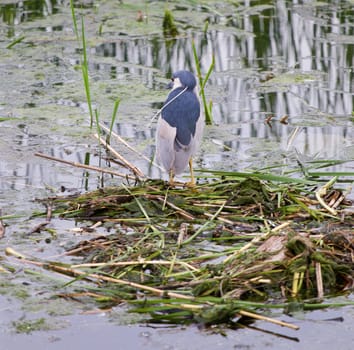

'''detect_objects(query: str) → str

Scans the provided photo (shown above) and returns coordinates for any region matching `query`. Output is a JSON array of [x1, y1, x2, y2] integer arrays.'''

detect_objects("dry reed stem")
[[6, 247, 194, 300], [35, 152, 137, 180], [238, 310, 299, 330], [315, 177, 338, 216], [204, 212, 234, 224], [5, 247, 300, 331], [94, 134, 145, 178], [72, 259, 199, 272], [316, 262, 324, 299], [291, 271, 304, 297], [152, 195, 195, 220], [223, 221, 291, 264], [99, 122, 164, 171]]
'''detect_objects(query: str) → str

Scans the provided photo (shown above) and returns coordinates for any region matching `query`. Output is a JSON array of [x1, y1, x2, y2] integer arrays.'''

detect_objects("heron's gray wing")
[[156, 118, 176, 172]]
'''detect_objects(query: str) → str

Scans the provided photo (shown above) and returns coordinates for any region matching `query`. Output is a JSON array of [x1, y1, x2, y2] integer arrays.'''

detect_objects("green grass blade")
[[192, 40, 214, 125], [70, 0, 94, 128], [192, 40, 201, 78], [181, 200, 226, 246], [198, 169, 318, 185], [107, 98, 120, 144], [123, 184, 151, 224], [201, 54, 215, 90], [70, 0, 79, 40], [94, 109, 102, 162], [80, 17, 94, 128], [95, 109, 101, 137], [6, 36, 25, 49], [308, 171, 354, 177]]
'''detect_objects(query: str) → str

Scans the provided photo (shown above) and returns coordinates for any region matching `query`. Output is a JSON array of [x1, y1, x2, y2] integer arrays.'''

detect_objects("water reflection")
[[92, 0, 353, 175], [0, 0, 58, 27], [0, 0, 353, 193]]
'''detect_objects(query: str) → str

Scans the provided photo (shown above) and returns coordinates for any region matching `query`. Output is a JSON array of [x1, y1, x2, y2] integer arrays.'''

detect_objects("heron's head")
[[169, 70, 197, 91]]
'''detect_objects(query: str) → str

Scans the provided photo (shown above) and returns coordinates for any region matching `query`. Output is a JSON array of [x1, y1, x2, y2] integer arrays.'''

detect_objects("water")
[[0, 0, 353, 349]]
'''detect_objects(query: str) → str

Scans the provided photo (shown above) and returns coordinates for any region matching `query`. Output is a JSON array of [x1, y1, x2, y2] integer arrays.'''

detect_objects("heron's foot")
[[168, 170, 176, 187], [168, 180, 177, 187], [184, 180, 196, 188]]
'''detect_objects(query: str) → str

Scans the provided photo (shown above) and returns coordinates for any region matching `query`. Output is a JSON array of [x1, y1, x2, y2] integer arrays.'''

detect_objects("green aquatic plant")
[[12, 318, 48, 334], [107, 98, 121, 145], [162, 9, 179, 37], [70, 0, 94, 128], [192, 40, 214, 124], [69, 0, 125, 187], [6, 35, 25, 49], [8, 145, 354, 330]]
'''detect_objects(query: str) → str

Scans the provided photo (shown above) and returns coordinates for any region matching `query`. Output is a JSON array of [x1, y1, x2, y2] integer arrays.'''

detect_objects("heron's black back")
[[161, 87, 200, 147]]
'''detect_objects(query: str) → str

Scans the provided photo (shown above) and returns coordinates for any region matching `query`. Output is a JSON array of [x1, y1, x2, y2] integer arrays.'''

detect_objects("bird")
[[156, 70, 204, 186]]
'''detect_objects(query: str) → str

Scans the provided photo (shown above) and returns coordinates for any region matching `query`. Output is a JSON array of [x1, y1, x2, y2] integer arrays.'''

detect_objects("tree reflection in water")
[[0, 0, 352, 190]]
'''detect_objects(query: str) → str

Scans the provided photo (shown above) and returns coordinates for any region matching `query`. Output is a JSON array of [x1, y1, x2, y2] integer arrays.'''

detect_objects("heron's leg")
[[169, 169, 175, 186], [187, 158, 196, 187]]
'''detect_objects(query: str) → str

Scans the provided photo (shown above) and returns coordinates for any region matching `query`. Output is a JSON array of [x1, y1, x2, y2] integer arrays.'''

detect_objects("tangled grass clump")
[[27, 174, 352, 327]]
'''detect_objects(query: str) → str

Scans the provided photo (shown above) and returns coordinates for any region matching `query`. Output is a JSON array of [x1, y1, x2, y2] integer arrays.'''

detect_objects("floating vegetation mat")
[[7, 173, 354, 330]]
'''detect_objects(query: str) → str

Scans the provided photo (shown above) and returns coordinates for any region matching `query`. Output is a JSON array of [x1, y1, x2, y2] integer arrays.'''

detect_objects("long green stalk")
[[70, 0, 94, 128], [70, 0, 79, 39], [192, 40, 214, 125], [80, 17, 94, 128], [180, 200, 226, 246], [107, 98, 121, 144], [199, 169, 318, 185], [6, 36, 25, 49]]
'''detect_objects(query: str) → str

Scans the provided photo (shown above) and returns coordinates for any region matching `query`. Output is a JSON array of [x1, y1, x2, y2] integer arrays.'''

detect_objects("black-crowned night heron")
[[156, 70, 204, 185]]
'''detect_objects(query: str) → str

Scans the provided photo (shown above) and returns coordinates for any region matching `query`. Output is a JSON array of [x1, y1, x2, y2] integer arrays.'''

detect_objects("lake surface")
[[0, 0, 353, 349]]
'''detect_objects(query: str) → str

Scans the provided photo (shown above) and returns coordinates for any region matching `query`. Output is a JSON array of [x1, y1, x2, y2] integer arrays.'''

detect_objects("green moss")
[[12, 318, 48, 334], [162, 9, 179, 37]]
